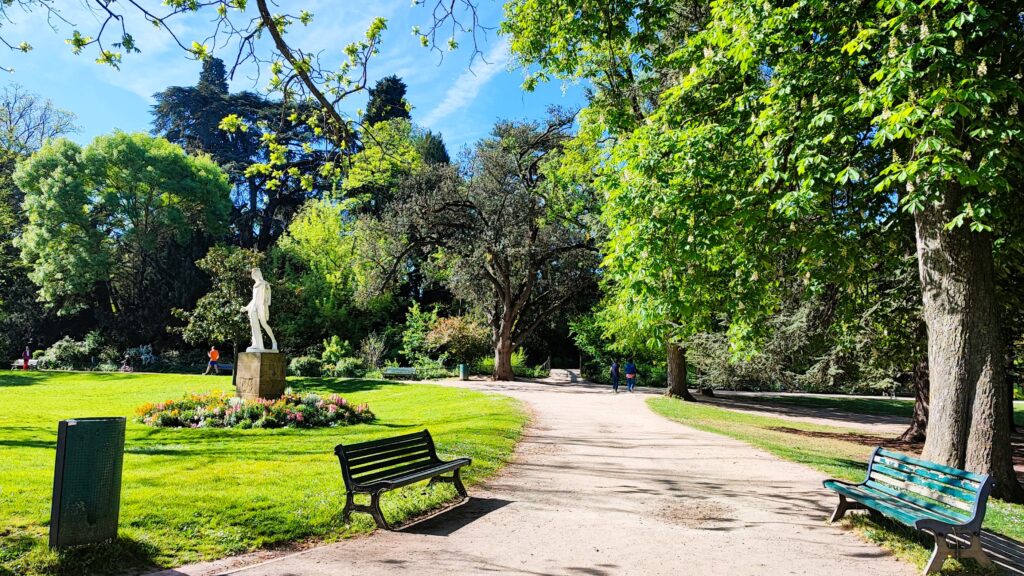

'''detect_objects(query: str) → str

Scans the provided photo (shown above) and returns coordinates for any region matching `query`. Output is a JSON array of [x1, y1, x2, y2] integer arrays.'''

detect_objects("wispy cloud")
[[419, 38, 509, 128]]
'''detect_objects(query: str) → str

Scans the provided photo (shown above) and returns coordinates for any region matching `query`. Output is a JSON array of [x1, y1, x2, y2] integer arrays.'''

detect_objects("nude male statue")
[[242, 267, 277, 352]]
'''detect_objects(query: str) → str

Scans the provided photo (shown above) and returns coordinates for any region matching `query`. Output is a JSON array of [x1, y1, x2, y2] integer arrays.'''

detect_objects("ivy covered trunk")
[[897, 357, 928, 443], [916, 190, 1023, 502], [666, 341, 695, 401]]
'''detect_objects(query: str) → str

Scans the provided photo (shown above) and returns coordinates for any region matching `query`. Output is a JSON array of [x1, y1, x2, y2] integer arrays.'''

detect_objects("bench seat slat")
[[824, 482, 967, 527], [864, 480, 972, 522], [355, 458, 471, 490], [876, 448, 986, 483], [354, 459, 455, 484]]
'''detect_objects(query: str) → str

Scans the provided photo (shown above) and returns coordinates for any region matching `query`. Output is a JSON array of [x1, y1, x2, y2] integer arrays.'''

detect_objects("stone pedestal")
[[235, 352, 286, 400]]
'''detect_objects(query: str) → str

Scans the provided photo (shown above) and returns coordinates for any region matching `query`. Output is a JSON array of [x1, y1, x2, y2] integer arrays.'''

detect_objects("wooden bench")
[[824, 447, 993, 574], [334, 429, 471, 529], [382, 366, 417, 379]]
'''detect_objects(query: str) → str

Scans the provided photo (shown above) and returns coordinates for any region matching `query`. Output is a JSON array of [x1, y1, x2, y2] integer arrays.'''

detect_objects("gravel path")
[[163, 379, 911, 576]]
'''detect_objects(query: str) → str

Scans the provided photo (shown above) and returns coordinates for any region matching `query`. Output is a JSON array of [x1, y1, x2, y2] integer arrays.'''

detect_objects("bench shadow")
[[398, 497, 513, 536], [974, 531, 1024, 575]]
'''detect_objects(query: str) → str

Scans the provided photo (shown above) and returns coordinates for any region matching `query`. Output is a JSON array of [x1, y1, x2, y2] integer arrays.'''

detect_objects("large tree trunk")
[[667, 341, 696, 401], [898, 357, 929, 443], [494, 333, 515, 381], [916, 190, 1023, 501]]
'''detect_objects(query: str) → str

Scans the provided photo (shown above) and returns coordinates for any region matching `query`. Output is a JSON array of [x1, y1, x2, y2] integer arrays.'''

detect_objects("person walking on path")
[[610, 359, 620, 393], [21, 346, 30, 370], [205, 346, 220, 375], [624, 359, 638, 392]]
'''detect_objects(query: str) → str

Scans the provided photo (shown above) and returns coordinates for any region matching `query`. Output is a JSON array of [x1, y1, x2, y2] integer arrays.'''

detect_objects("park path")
[[163, 379, 912, 576]]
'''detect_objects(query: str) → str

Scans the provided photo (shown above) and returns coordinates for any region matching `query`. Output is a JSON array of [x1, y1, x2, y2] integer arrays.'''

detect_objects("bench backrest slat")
[[865, 476, 973, 519], [870, 462, 976, 506], [875, 448, 986, 483], [335, 430, 439, 488]]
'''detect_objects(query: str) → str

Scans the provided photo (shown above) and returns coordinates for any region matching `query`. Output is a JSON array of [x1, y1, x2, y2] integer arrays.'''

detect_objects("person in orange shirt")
[[204, 346, 221, 375]]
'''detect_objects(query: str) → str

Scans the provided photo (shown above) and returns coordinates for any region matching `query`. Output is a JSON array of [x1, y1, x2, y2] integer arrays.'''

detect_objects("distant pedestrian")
[[22, 346, 30, 370], [610, 359, 620, 393], [120, 353, 133, 373], [204, 346, 220, 375], [624, 358, 638, 392]]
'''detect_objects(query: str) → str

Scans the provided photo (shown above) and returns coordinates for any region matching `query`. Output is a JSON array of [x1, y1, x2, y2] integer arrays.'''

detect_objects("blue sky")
[[0, 0, 586, 154]]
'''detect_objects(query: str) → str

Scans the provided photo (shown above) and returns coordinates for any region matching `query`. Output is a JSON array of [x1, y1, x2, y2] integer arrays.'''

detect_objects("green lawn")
[[648, 396, 1019, 575], [0, 371, 527, 576], [731, 393, 1024, 426]]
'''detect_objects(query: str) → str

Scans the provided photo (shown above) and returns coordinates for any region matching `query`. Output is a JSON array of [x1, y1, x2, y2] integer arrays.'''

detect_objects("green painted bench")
[[334, 429, 470, 530], [824, 447, 993, 574], [382, 366, 417, 379]]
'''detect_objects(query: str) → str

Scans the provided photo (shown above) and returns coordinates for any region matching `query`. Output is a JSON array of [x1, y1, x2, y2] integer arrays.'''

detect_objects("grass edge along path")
[[0, 372, 528, 576], [647, 396, 1019, 576]]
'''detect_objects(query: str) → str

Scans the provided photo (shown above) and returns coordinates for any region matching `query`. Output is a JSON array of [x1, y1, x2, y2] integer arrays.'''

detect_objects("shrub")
[[41, 332, 103, 370], [31, 349, 44, 359], [288, 356, 322, 377], [321, 336, 354, 365], [359, 332, 387, 369], [332, 356, 365, 377], [400, 302, 438, 365], [136, 391, 374, 429], [425, 316, 490, 365]]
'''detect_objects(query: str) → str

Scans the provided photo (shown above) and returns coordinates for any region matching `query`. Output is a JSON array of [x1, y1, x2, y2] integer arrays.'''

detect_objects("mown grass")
[[735, 393, 1024, 426], [648, 396, 1022, 575], [0, 371, 527, 576]]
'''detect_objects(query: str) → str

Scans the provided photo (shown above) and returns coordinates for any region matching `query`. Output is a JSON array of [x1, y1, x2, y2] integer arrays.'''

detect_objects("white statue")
[[242, 267, 277, 352]]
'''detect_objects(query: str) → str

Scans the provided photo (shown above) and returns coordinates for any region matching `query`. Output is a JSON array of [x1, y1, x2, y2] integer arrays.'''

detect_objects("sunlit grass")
[[729, 393, 1024, 426], [648, 396, 1018, 575], [0, 371, 526, 576]]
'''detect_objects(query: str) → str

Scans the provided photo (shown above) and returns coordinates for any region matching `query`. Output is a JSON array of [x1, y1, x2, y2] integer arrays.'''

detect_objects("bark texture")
[[916, 190, 1023, 501], [494, 331, 515, 381], [667, 342, 696, 401], [897, 357, 929, 443]]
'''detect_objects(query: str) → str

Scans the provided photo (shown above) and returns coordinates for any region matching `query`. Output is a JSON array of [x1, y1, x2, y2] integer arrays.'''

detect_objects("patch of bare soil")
[[768, 426, 922, 453], [654, 500, 734, 529]]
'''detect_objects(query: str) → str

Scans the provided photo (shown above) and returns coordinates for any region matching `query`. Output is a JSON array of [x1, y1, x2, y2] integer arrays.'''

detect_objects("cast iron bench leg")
[[427, 468, 469, 498], [828, 495, 867, 523], [925, 532, 953, 575], [342, 492, 355, 524], [924, 532, 992, 574], [369, 490, 391, 530]]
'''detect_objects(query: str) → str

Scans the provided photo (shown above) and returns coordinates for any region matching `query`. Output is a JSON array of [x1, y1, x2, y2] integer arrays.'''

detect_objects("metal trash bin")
[[50, 417, 126, 548], [458, 363, 469, 380]]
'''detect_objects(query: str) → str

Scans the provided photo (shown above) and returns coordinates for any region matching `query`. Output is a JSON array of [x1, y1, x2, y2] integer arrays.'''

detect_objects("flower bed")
[[136, 390, 374, 429]]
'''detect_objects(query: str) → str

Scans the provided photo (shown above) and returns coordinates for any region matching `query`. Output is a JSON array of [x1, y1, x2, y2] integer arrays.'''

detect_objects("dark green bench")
[[824, 447, 993, 574], [334, 429, 470, 529], [382, 366, 417, 379]]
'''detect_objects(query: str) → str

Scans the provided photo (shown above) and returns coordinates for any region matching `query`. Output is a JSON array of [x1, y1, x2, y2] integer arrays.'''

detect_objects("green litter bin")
[[458, 363, 469, 380], [49, 417, 126, 548]]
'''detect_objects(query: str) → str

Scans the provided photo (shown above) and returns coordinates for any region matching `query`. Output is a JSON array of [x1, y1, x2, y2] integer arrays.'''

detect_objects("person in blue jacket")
[[624, 359, 639, 392]]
